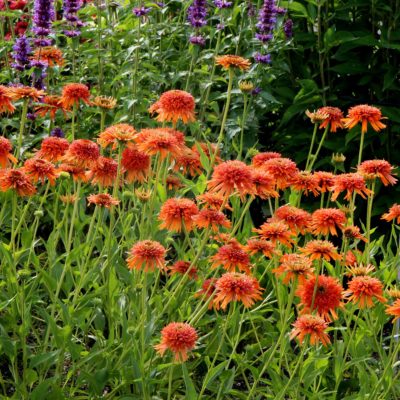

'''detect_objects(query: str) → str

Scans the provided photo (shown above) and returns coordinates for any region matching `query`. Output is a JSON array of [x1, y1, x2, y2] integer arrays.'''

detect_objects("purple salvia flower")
[[32, 0, 55, 46], [254, 52, 271, 64], [156, 2, 165, 7], [189, 35, 206, 46], [247, 0, 256, 17], [27, 113, 37, 121], [284, 19, 293, 38], [11, 35, 32, 71], [251, 87, 262, 96], [63, 0, 84, 37], [214, 0, 232, 8], [188, 0, 208, 28], [133, 6, 151, 17], [216, 22, 225, 30], [256, 0, 278, 43], [276, 7, 286, 14], [51, 127, 65, 137]]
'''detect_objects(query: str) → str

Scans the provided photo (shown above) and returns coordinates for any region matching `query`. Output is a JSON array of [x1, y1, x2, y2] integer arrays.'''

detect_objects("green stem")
[[305, 123, 318, 170], [365, 180, 376, 265], [15, 99, 29, 161], [238, 94, 248, 161], [307, 125, 329, 171], [358, 132, 366, 166]]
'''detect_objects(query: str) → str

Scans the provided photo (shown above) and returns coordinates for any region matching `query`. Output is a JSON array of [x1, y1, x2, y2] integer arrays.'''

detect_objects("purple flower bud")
[[63, 30, 81, 37], [284, 19, 293, 38], [189, 35, 206, 46], [216, 22, 225, 30], [156, 2, 165, 7], [276, 7, 286, 14], [51, 127, 65, 137], [214, 0, 232, 8], [133, 6, 151, 16], [251, 87, 262, 96], [27, 113, 37, 121], [254, 52, 271, 64]]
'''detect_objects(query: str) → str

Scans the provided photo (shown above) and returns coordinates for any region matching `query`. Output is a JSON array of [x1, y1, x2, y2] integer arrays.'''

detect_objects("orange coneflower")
[[300, 240, 341, 261], [59, 194, 78, 204], [213, 272, 263, 310], [251, 152, 282, 168], [23, 158, 58, 185], [343, 249, 362, 267], [207, 160, 255, 199], [174, 149, 203, 176], [211, 240, 251, 274], [305, 109, 329, 124], [162, 128, 186, 146], [149, 90, 196, 125], [121, 144, 150, 183], [343, 225, 367, 242], [261, 157, 299, 190], [386, 299, 400, 323], [35, 95, 69, 120], [296, 275, 344, 321], [382, 204, 400, 224], [345, 263, 375, 277], [195, 278, 218, 308], [196, 192, 232, 211], [358, 159, 397, 186], [192, 209, 231, 232], [87, 193, 120, 208], [253, 220, 295, 248], [244, 238, 275, 258], [154, 322, 197, 362], [58, 163, 87, 182], [36, 137, 69, 162], [330, 173, 372, 201], [8, 86, 45, 102], [0, 85, 15, 114], [290, 315, 330, 346], [344, 276, 387, 308], [0, 168, 36, 196], [60, 83, 91, 109], [251, 169, 279, 199], [387, 287, 400, 300], [317, 106, 344, 132], [166, 174, 183, 190], [87, 156, 118, 187], [33, 46, 64, 67], [63, 139, 100, 168], [92, 95, 117, 110], [313, 171, 335, 193], [159, 198, 199, 232], [0, 137, 17, 168], [135, 128, 182, 159], [272, 253, 314, 284], [274, 205, 311, 235], [343, 104, 386, 134], [127, 240, 166, 272], [291, 171, 320, 196], [310, 208, 347, 236], [168, 261, 198, 280], [97, 123, 137, 150], [215, 54, 251, 70]]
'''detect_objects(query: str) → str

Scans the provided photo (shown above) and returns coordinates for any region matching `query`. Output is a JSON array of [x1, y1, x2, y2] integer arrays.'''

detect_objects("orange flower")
[[0, 85, 15, 114], [330, 173, 372, 201], [343, 249, 362, 267], [300, 240, 341, 261], [313, 171, 335, 193], [0, 137, 17, 168], [192, 209, 231, 232], [166, 174, 183, 190], [0, 168, 36, 196], [168, 261, 198, 280], [149, 90, 196, 124], [36, 137, 69, 162], [63, 139, 100, 168], [60, 83, 91, 109], [343, 104, 386, 134], [195, 278, 217, 307], [386, 299, 400, 322], [121, 145, 150, 183], [253, 220, 295, 248], [60, 194, 78, 204], [310, 208, 347, 236], [358, 160, 397, 186], [23, 158, 58, 185], [135, 128, 182, 159], [343, 225, 367, 242], [8, 86, 45, 102], [261, 157, 298, 190], [345, 263, 375, 277], [251, 152, 282, 168], [213, 272, 263, 310], [159, 198, 199, 232], [211, 240, 251, 274], [87, 156, 117, 187], [35, 95, 68, 119], [33, 46, 64, 67], [244, 238, 275, 258], [196, 192, 232, 211], [127, 240, 166, 272], [97, 123, 137, 150], [251, 169, 279, 199], [207, 160, 255, 199], [382, 204, 400, 224], [272, 253, 314, 284], [92, 95, 117, 110], [317, 106, 344, 132], [154, 322, 197, 362], [344, 276, 387, 308], [215, 55, 251, 70], [174, 149, 202, 176], [274, 205, 311, 234], [305, 109, 329, 124], [162, 128, 186, 146], [58, 163, 87, 182], [387, 288, 400, 299], [296, 275, 344, 321], [87, 193, 120, 208], [291, 171, 320, 196], [290, 315, 330, 346]]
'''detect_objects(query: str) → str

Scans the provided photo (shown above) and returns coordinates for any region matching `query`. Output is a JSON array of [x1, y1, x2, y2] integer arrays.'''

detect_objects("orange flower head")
[[262, 157, 299, 190], [213, 272, 263, 310], [343, 104, 386, 134], [127, 240, 166, 272], [60, 194, 78, 204], [98, 123, 137, 150], [0, 168, 36, 196], [211, 240, 251, 274], [386, 299, 400, 323], [345, 263, 375, 277], [33, 46, 64, 67], [314, 171, 335, 193], [87, 156, 118, 187], [358, 159, 397, 186], [35, 95, 69, 120], [58, 163, 87, 182], [317, 106, 344, 132], [215, 54, 251, 70], [343, 249, 362, 267], [63, 139, 100, 168], [60, 83, 91, 109], [0, 85, 16, 114], [344, 276, 387, 308], [37, 137, 69, 162], [135, 128, 182, 159], [208, 160, 255, 199], [382, 204, 400, 224], [272, 253, 314, 284], [244, 238, 275, 258], [251, 169, 279, 199], [305, 109, 329, 124], [251, 152, 282, 168], [174, 148, 202, 176], [291, 171, 320, 196], [166, 174, 183, 190], [159, 198, 199, 232], [310, 208, 347, 236], [253, 220, 295, 248], [290, 315, 330, 346], [274, 205, 311, 234], [149, 90, 196, 124], [343, 225, 367, 242], [330, 173, 372, 201], [8, 86, 45, 102], [195, 278, 218, 307], [0, 137, 17, 168], [87, 193, 120, 208], [300, 240, 341, 261], [192, 209, 231, 232], [196, 192, 232, 211], [23, 158, 58, 185], [168, 261, 198, 280], [296, 275, 344, 321], [162, 128, 186, 146], [92, 95, 117, 110], [154, 322, 197, 362], [387, 288, 400, 300], [121, 144, 150, 183]]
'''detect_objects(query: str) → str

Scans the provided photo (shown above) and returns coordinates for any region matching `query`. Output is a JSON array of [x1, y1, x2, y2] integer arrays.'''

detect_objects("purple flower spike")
[[11, 35, 32, 71], [63, 0, 84, 37], [51, 127, 65, 138], [189, 35, 206, 46], [214, 0, 232, 8], [188, 0, 208, 28], [284, 19, 293, 38], [254, 52, 271, 64], [32, 0, 55, 46], [133, 6, 151, 17], [256, 0, 278, 43]]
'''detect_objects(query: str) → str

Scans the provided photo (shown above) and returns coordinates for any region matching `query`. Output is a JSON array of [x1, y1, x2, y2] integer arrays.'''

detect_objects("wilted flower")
[[92, 95, 117, 109]]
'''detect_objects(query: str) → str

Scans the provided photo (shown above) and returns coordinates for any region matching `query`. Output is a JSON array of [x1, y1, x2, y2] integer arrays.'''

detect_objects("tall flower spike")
[[32, 0, 56, 47]]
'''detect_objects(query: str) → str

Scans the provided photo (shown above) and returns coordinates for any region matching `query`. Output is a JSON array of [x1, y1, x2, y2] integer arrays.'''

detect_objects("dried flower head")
[[305, 109, 329, 124], [92, 95, 117, 109]]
